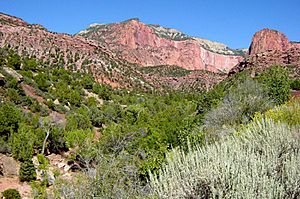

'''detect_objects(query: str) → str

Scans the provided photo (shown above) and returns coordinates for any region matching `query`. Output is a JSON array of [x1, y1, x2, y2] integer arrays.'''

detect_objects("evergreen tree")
[[19, 159, 36, 182]]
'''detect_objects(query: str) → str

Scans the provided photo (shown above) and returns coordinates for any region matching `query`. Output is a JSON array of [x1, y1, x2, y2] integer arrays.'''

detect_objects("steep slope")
[[0, 13, 152, 90], [77, 19, 244, 72], [230, 28, 300, 75]]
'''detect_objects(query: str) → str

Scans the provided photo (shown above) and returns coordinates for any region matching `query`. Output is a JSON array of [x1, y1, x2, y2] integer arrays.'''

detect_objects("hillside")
[[0, 13, 154, 90]]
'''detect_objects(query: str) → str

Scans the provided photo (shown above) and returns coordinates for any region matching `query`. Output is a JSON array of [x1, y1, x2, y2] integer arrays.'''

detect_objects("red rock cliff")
[[230, 29, 300, 75], [249, 28, 291, 55], [78, 19, 244, 73]]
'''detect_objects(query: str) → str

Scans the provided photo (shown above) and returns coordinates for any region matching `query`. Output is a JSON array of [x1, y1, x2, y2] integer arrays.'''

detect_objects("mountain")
[[230, 28, 300, 75], [0, 13, 153, 90], [1, 13, 299, 92], [0, 13, 225, 91], [77, 19, 245, 73]]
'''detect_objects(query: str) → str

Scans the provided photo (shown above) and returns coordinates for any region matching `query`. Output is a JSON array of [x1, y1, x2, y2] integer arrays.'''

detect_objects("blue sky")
[[0, 0, 299, 48]]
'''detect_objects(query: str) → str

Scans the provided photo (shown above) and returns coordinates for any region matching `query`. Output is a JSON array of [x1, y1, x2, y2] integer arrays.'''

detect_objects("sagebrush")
[[149, 119, 300, 199]]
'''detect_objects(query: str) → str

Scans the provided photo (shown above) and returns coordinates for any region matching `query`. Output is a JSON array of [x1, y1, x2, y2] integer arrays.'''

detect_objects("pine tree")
[[19, 159, 36, 182]]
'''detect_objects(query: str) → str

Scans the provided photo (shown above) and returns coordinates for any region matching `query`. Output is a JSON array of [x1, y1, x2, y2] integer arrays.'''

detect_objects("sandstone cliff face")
[[78, 19, 244, 73], [230, 29, 300, 75], [249, 28, 291, 55]]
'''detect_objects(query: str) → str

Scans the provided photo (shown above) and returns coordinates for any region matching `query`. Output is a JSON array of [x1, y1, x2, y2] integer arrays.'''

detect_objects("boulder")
[[0, 73, 6, 86], [0, 154, 19, 177], [53, 99, 60, 105], [2, 67, 23, 82]]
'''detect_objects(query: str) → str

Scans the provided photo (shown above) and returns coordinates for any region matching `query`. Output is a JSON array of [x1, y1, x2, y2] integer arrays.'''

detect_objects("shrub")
[[6, 77, 19, 90], [92, 83, 111, 100], [22, 57, 38, 71], [2, 188, 21, 199], [31, 181, 48, 199], [6, 88, 22, 104], [29, 100, 43, 113], [204, 78, 272, 137], [10, 123, 36, 161], [65, 108, 92, 131], [149, 119, 300, 199], [85, 97, 97, 107], [290, 79, 300, 90], [47, 126, 67, 154], [37, 154, 49, 170], [57, 151, 147, 199], [81, 74, 94, 89], [19, 159, 36, 182], [7, 53, 21, 70], [257, 65, 290, 105], [0, 137, 11, 154], [34, 73, 50, 92], [254, 98, 300, 125], [65, 129, 93, 148], [68, 89, 82, 106], [88, 106, 102, 127], [0, 102, 22, 137]]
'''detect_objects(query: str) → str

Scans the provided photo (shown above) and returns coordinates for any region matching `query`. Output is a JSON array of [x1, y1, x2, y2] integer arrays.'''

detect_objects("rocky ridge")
[[77, 19, 244, 72]]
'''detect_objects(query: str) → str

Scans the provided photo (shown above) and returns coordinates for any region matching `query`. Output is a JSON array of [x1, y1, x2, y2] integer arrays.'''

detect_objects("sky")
[[0, 0, 299, 48]]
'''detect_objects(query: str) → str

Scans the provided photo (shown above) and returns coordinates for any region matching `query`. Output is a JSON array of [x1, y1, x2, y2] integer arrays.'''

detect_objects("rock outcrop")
[[0, 154, 19, 177], [249, 28, 291, 55], [230, 29, 300, 75], [78, 19, 244, 73]]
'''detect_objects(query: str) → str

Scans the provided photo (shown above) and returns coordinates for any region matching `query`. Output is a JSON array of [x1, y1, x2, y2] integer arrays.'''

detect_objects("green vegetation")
[[2, 189, 21, 199], [19, 159, 37, 182], [149, 118, 300, 199], [0, 47, 298, 198], [204, 78, 272, 138], [291, 79, 300, 90], [140, 65, 192, 77], [257, 65, 290, 104]]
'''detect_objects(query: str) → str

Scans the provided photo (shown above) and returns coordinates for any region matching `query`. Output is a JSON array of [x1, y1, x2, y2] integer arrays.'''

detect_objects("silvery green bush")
[[204, 78, 272, 137], [149, 119, 300, 199]]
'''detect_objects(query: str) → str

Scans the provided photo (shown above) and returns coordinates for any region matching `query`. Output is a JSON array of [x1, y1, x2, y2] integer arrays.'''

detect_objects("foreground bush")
[[2, 188, 21, 199], [56, 151, 148, 198], [149, 119, 300, 199], [204, 78, 272, 137], [257, 65, 290, 105], [254, 98, 300, 126]]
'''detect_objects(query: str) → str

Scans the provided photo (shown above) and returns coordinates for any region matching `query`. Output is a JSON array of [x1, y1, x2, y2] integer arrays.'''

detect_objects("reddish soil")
[[0, 177, 31, 198], [291, 90, 300, 98], [21, 83, 45, 103]]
